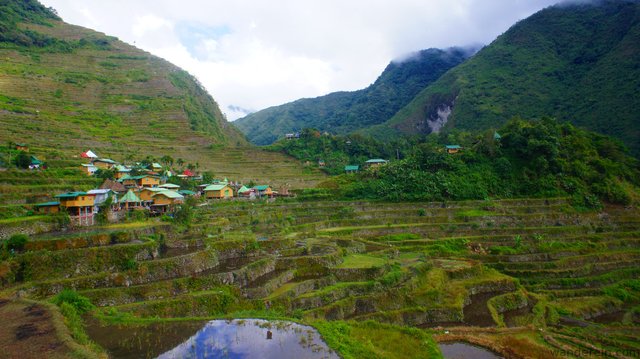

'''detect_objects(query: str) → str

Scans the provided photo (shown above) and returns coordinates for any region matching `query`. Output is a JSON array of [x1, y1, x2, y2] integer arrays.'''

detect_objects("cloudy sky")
[[39, 0, 560, 120]]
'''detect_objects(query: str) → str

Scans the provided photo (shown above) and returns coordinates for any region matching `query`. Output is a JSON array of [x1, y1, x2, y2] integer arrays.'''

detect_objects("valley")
[[2, 198, 639, 358]]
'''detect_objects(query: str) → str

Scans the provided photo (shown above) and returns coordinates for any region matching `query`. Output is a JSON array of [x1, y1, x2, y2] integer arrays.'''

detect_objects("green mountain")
[[0, 0, 247, 162], [234, 48, 472, 145], [370, 0, 640, 155]]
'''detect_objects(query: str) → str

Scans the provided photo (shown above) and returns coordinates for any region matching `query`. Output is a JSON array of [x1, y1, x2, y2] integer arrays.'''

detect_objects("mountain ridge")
[[368, 0, 640, 155], [234, 47, 473, 145]]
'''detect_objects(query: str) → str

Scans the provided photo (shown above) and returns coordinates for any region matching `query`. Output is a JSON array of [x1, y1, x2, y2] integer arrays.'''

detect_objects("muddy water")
[[463, 293, 496, 327], [439, 342, 503, 359], [85, 319, 206, 359]]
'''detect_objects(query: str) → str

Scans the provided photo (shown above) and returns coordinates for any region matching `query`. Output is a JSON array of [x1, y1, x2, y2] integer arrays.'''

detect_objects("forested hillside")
[[235, 48, 472, 145], [373, 0, 640, 155]]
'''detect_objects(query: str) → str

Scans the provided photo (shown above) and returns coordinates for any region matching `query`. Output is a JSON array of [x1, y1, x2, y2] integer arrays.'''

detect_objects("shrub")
[[7, 234, 28, 251], [51, 289, 95, 314]]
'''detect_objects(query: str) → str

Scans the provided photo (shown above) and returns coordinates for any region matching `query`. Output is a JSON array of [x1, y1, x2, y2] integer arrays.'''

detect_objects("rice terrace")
[[1, 0, 640, 358]]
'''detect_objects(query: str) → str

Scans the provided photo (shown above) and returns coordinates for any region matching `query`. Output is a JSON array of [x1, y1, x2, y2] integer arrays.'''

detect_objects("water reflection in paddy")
[[157, 319, 338, 359], [439, 341, 503, 359]]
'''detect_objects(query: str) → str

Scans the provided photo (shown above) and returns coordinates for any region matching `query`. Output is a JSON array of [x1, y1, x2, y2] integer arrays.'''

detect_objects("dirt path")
[[0, 298, 72, 359]]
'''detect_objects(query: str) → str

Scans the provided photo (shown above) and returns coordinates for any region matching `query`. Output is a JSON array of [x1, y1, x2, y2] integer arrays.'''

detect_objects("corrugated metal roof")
[[55, 192, 88, 198], [159, 183, 180, 189], [119, 190, 141, 203], [204, 184, 229, 191], [35, 201, 60, 207], [152, 190, 184, 199]]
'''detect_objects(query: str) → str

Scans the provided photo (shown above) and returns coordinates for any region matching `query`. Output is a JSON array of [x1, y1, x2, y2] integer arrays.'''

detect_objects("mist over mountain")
[[234, 47, 473, 145], [370, 0, 640, 155]]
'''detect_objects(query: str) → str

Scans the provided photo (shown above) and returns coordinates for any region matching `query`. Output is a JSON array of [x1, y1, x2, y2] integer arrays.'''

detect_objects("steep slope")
[[0, 0, 247, 161], [371, 0, 640, 155], [234, 48, 472, 145]]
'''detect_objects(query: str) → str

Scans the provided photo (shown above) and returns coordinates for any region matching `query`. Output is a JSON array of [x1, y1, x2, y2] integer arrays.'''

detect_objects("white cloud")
[[39, 0, 560, 120]]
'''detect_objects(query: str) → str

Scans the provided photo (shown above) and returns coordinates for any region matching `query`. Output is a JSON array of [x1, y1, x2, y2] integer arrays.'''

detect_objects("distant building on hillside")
[[54, 192, 95, 226], [365, 159, 388, 168], [345, 165, 359, 174], [15, 143, 28, 152], [445, 145, 462, 154], [92, 158, 117, 169]]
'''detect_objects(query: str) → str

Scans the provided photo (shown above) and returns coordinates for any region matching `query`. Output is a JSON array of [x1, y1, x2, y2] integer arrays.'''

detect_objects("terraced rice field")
[[1, 198, 639, 358]]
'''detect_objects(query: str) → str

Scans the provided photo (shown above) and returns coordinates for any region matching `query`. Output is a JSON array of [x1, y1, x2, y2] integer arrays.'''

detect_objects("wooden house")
[[99, 179, 127, 194], [445, 145, 462, 154], [151, 190, 184, 213], [15, 143, 28, 152], [119, 174, 160, 188], [138, 187, 165, 202], [345, 165, 359, 174], [29, 156, 43, 169], [118, 189, 142, 210], [159, 183, 180, 190], [113, 165, 131, 180], [87, 189, 115, 208], [34, 201, 60, 214], [253, 185, 273, 197], [365, 159, 388, 168], [204, 184, 234, 199], [80, 150, 98, 159], [54, 192, 96, 225], [237, 185, 254, 197], [81, 163, 97, 176], [92, 158, 117, 169]]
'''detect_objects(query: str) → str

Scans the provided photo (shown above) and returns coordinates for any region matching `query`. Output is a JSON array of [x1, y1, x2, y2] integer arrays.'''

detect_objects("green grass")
[[336, 254, 386, 269]]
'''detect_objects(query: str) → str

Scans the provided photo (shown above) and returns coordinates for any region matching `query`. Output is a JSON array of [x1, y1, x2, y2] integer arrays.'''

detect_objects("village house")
[[204, 184, 234, 199], [81, 163, 97, 176], [237, 185, 255, 198], [29, 156, 43, 170], [34, 201, 60, 214], [80, 150, 98, 159], [118, 189, 141, 210], [92, 158, 117, 170], [345, 165, 359, 174], [54, 192, 96, 225], [445, 145, 462, 154], [15, 143, 28, 151], [99, 179, 127, 194], [159, 183, 180, 190], [178, 189, 197, 197], [365, 159, 388, 168], [253, 185, 273, 197], [138, 187, 166, 203], [113, 165, 131, 180], [151, 190, 184, 213], [119, 174, 160, 188], [87, 189, 116, 212]]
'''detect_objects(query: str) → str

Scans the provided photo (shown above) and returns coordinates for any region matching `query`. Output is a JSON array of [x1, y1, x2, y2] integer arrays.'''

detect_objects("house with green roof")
[[364, 159, 388, 168], [92, 158, 117, 170], [445, 145, 462, 154], [253, 185, 273, 197], [204, 184, 233, 199], [34, 201, 60, 214], [151, 190, 184, 212], [54, 192, 95, 225], [119, 189, 141, 210], [345, 165, 359, 173]]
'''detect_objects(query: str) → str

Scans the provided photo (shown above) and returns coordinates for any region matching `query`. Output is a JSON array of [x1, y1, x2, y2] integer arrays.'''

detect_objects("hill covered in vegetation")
[[0, 0, 247, 164], [272, 118, 639, 206], [235, 48, 472, 145], [371, 0, 640, 156]]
